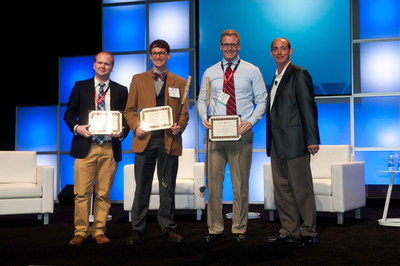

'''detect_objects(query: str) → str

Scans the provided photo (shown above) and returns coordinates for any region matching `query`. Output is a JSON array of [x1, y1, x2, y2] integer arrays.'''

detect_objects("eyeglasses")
[[151, 51, 168, 57], [220, 43, 239, 48]]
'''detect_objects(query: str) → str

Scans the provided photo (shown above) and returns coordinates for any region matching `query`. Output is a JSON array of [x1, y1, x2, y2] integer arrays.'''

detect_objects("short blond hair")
[[220, 29, 240, 43], [95, 51, 114, 66]]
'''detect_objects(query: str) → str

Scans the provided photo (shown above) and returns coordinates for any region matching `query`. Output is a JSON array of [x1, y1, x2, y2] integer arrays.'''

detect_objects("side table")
[[378, 171, 400, 227]]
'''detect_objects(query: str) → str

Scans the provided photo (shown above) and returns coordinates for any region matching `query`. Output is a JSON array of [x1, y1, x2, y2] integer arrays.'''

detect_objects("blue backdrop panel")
[[354, 96, 400, 148], [59, 105, 72, 152], [360, 41, 400, 94], [150, 52, 190, 84], [359, 0, 400, 39], [103, 4, 146, 52], [16, 106, 58, 152], [356, 151, 400, 185], [104, 0, 141, 3], [59, 56, 95, 104], [182, 104, 196, 149], [111, 54, 147, 89], [149, 1, 190, 49], [316, 99, 351, 145], [59, 154, 76, 192], [199, 0, 351, 96]]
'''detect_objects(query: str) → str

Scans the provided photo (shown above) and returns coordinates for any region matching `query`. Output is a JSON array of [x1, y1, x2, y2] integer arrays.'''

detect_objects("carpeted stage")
[[0, 201, 399, 265]]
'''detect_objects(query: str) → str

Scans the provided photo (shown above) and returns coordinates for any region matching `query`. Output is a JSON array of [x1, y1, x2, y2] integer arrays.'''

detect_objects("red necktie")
[[224, 63, 237, 115], [152, 72, 166, 81]]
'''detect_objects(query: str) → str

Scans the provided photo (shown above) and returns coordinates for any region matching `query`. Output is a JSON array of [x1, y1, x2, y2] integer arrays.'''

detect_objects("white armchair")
[[124, 149, 205, 221], [264, 145, 365, 224], [0, 151, 54, 225]]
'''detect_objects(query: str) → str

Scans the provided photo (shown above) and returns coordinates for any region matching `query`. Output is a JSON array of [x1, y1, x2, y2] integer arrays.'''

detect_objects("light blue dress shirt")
[[197, 56, 267, 126]]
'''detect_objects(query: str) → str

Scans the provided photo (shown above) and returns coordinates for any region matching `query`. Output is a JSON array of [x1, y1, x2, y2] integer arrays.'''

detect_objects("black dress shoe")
[[298, 236, 318, 247], [264, 234, 297, 244], [203, 234, 223, 242], [164, 229, 184, 243], [127, 230, 143, 245], [233, 234, 246, 242]]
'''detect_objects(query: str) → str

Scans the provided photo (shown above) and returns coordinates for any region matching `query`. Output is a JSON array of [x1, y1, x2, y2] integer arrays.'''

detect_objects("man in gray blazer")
[[265, 38, 320, 247]]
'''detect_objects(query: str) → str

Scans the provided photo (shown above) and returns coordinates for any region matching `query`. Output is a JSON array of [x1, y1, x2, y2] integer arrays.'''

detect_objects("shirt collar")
[[275, 61, 291, 78], [94, 77, 110, 88], [222, 56, 240, 67]]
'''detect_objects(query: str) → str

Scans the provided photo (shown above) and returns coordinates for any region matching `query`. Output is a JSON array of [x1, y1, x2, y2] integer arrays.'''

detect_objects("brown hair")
[[94, 51, 114, 66], [220, 29, 240, 43], [270, 38, 291, 50], [150, 39, 171, 54]]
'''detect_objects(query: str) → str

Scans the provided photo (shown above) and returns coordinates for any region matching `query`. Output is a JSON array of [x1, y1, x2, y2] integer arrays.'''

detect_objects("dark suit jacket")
[[266, 63, 320, 159], [64, 78, 129, 162], [124, 69, 189, 156]]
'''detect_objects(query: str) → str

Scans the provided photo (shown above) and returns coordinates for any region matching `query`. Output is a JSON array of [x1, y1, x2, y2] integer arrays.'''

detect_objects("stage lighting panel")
[[16, 106, 58, 152]]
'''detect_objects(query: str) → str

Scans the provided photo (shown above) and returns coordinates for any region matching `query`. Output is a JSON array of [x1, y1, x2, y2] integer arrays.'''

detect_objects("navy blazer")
[[266, 63, 320, 159], [64, 78, 129, 162]]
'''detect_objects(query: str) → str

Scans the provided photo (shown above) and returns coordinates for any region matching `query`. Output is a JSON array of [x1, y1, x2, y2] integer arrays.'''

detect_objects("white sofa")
[[0, 151, 54, 225], [264, 145, 365, 224], [124, 149, 205, 221]]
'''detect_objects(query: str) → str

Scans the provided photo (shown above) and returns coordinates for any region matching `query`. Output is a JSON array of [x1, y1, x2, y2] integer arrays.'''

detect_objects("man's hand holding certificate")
[[88, 111, 123, 135], [139, 106, 173, 131], [209, 115, 241, 141]]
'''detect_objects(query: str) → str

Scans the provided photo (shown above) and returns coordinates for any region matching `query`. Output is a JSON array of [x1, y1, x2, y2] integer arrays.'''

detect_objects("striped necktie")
[[224, 63, 237, 115], [94, 83, 106, 144]]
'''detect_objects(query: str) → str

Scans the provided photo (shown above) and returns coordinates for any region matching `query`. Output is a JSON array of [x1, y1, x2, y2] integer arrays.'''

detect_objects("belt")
[[91, 140, 112, 145]]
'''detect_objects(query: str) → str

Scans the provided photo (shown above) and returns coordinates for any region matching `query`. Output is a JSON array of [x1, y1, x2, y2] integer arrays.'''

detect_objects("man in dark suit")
[[124, 40, 189, 245], [265, 38, 320, 247], [64, 51, 129, 246]]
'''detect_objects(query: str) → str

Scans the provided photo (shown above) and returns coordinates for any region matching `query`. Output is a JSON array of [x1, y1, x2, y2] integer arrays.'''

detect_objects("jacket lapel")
[[273, 62, 294, 103], [87, 78, 96, 111]]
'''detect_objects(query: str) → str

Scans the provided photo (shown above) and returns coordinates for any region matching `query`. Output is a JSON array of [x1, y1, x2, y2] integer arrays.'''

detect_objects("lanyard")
[[94, 85, 109, 109], [221, 59, 240, 87]]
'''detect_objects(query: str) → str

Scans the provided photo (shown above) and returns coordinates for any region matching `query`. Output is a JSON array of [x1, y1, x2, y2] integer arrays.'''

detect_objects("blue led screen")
[[19, 0, 398, 202], [59, 154, 76, 193], [182, 104, 196, 149], [16, 106, 58, 152], [359, 0, 400, 39], [360, 41, 400, 94], [111, 54, 147, 89], [354, 97, 400, 148], [149, 1, 190, 50], [149, 52, 190, 85], [103, 4, 146, 52], [104, 0, 141, 3], [199, 0, 351, 95], [316, 99, 351, 145], [60, 106, 72, 152], [59, 56, 95, 104]]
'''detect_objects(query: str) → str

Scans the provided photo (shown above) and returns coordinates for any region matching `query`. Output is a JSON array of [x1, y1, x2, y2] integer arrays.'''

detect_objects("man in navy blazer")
[[265, 38, 320, 247], [64, 51, 129, 246]]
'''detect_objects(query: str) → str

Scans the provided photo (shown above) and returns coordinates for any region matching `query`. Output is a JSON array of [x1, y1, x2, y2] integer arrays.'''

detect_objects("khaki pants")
[[206, 130, 253, 235], [73, 143, 117, 238]]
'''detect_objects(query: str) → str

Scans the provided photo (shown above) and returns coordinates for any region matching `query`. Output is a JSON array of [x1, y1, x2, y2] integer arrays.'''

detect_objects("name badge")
[[169, 87, 180, 98], [217, 91, 230, 106]]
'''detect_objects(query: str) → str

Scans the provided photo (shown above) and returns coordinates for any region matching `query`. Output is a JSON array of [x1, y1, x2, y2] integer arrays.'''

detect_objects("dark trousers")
[[131, 136, 178, 233], [270, 141, 317, 238]]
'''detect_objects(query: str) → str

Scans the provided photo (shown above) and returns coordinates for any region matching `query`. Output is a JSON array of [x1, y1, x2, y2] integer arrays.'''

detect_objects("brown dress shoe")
[[94, 234, 111, 245], [165, 229, 184, 243], [127, 230, 144, 245], [69, 235, 85, 246]]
